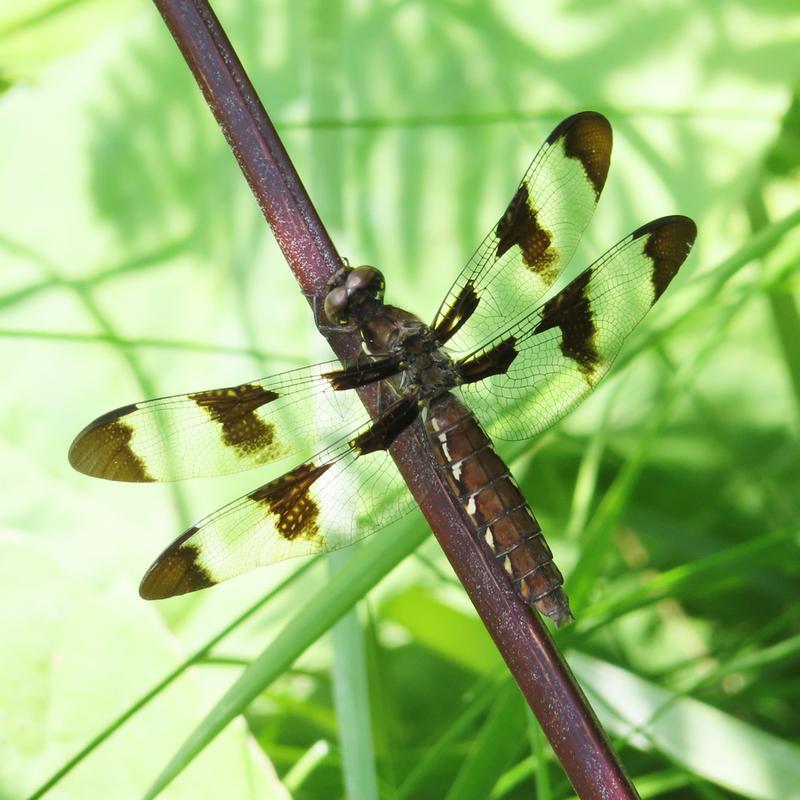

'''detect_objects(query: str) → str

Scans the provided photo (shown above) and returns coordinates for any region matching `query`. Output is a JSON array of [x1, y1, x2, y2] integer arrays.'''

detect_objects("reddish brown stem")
[[152, 1, 640, 797]]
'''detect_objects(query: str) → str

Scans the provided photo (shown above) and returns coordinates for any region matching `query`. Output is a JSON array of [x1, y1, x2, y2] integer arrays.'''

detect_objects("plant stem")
[[150, 1, 640, 797]]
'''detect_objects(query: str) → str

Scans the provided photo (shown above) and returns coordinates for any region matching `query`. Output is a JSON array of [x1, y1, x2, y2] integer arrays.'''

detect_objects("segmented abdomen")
[[426, 393, 573, 627]]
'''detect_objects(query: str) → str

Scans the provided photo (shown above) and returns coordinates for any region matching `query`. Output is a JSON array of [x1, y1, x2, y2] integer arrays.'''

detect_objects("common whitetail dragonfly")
[[69, 112, 696, 627]]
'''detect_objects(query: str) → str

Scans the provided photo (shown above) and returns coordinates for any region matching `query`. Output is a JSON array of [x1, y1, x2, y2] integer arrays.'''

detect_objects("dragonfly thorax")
[[326, 264, 459, 399], [397, 346, 458, 401]]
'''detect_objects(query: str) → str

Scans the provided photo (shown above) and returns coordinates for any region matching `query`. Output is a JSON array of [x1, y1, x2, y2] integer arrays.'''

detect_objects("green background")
[[2, 1, 800, 798]]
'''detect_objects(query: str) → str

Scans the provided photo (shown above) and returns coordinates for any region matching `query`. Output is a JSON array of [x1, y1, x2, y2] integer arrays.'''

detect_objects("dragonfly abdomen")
[[426, 394, 573, 627]]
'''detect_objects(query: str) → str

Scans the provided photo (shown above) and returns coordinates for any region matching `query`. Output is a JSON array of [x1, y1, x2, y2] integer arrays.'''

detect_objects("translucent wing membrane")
[[68, 359, 399, 482], [433, 111, 612, 354], [458, 216, 697, 441], [68, 110, 696, 613], [139, 397, 420, 599]]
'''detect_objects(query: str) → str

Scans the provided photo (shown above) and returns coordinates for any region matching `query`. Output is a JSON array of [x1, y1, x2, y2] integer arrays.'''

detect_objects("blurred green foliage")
[[1, 1, 799, 799]]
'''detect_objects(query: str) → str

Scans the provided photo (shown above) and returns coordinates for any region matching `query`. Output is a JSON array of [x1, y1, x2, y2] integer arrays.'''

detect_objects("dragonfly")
[[69, 112, 696, 627]]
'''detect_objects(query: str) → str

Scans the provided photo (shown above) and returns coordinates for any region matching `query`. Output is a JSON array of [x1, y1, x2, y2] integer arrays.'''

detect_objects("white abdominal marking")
[[465, 496, 477, 517]]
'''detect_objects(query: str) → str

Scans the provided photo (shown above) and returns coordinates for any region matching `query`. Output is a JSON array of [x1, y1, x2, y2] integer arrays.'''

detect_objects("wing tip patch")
[[546, 111, 612, 197], [631, 214, 696, 242], [633, 215, 698, 301], [545, 110, 609, 144], [68, 405, 155, 483], [139, 530, 215, 600]]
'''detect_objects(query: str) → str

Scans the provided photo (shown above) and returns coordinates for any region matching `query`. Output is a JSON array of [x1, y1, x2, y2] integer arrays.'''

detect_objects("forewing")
[[69, 360, 397, 482], [139, 397, 421, 599], [457, 216, 697, 440], [432, 112, 612, 353]]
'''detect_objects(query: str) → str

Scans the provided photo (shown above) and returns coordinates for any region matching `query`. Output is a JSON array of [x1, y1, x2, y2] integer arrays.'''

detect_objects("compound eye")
[[346, 266, 385, 301], [324, 286, 350, 325]]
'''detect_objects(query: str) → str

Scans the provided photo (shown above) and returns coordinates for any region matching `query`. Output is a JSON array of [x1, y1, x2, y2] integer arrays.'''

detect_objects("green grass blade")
[[395, 673, 503, 800], [282, 740, 331, 794], [767, 284, 800, 421], [571, 653, 800, 800], [583, 525, 798, 628], [746, 191, 800, 423], [329, 548, 380, 800], [382, 586, 499, 674], [528, 711, 552, 800], [444, 681, 526, 800]]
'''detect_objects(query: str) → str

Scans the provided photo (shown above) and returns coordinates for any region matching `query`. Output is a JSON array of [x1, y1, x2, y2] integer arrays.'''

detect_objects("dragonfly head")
[[324, 265, 386, 325]]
